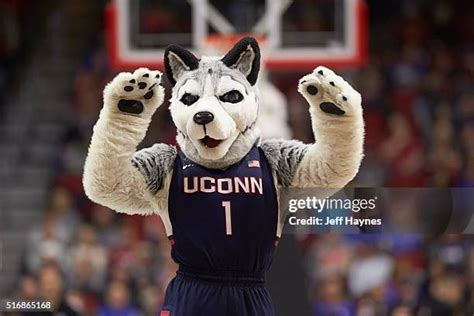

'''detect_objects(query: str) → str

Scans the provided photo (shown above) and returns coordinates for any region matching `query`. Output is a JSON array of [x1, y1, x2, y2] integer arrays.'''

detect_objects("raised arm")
[[83, 68, 175, 215], [261, 66, 364, 188]]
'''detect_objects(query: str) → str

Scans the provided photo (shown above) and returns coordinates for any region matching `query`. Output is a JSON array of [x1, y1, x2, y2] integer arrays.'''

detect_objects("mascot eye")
[[219, 90, 243, 103], [180, 93, 200, 106]]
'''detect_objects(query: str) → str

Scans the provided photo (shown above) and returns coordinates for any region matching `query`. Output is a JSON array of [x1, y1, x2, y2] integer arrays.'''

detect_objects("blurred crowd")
[[353, 0, 474, 188], [9, 0, 474, 315], [17, 187, 175, 315], [302, 234, 474, 316]]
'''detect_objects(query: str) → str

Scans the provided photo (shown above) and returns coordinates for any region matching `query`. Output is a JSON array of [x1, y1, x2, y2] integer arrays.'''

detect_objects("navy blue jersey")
[[168, 146, 279, 276], [162, 146, 279, 315]]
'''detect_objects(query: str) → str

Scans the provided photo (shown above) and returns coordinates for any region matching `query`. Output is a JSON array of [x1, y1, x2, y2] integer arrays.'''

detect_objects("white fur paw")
[[298, 66, 361, 116], [104, 68, 164, 116]]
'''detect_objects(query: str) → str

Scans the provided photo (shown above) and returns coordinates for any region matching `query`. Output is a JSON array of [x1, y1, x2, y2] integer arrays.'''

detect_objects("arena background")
[[0, 0, 473, 315]]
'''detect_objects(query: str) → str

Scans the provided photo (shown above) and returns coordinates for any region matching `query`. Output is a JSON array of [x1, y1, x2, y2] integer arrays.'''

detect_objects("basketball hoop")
[[106, 0, 368, 70]]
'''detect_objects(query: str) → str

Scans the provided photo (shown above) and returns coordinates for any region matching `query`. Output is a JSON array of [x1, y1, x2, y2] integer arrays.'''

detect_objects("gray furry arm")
[[83, 68, 174, 215], [262, 66, 364, 188]]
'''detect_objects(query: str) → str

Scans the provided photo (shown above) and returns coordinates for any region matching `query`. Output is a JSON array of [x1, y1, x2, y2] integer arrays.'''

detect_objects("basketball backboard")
[[105, 0, 368, 71]]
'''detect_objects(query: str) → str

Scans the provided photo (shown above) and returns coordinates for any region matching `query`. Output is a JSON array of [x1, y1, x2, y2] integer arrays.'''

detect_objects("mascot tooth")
[[83, 37, 364, 316]]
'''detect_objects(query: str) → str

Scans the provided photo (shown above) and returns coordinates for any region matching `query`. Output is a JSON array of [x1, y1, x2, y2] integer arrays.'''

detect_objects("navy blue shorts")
[[160, 269, 275, 316]]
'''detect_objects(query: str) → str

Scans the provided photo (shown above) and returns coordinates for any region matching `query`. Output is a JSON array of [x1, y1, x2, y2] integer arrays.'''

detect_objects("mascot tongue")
[[201, 136, 221, 148]]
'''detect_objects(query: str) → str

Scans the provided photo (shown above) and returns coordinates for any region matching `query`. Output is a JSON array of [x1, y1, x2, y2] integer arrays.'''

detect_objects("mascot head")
[[165, 37, 261, 169]]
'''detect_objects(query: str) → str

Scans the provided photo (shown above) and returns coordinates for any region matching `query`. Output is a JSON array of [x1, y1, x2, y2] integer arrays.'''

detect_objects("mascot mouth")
[[200, 136, 222, 148]]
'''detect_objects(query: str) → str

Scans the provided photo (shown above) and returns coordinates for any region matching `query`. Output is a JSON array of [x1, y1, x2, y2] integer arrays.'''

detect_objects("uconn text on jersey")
[[183, 176, 264, 194]]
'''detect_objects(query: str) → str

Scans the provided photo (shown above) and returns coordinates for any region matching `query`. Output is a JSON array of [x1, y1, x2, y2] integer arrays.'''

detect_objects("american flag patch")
[[248, 160, 260, 168]]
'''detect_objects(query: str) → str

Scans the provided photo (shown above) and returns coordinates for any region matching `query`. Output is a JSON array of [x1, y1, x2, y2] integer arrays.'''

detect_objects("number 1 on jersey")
[[222, 201, 232, 235]]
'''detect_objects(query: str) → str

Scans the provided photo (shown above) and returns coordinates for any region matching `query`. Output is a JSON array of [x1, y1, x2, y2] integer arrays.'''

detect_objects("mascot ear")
[[164, 45, 200, 86], [221, 37, 260, 86]]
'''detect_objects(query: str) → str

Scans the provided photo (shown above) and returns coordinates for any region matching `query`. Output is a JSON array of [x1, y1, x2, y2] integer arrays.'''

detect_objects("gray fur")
[[261, 139, 309, 187], [132, 144, 177, 194], [172, 58, 252, 100]]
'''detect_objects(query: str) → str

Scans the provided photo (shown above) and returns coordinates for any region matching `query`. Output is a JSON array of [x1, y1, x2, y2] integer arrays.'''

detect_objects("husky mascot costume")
[[83, 37, 364, 315]]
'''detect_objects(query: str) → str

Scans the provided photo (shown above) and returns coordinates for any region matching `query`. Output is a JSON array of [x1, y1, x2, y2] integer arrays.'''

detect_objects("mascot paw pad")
[[320, 102, 345, 115], [306, 85, 318, 95], [118, 99, 144, 114]]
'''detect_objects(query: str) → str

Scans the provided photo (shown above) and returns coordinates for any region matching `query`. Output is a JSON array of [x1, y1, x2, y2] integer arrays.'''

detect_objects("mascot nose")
[[193, 111, 214, 125]]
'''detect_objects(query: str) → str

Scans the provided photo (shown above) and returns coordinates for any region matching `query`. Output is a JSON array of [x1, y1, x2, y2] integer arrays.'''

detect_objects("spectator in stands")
[[17, 275, 38, 301], [312, 273, 355, 316], [98, 280, 138, 316], [418, 273, 467, 315], [46, 186, 80, 244], [25, 214, 67, 273], [138, 284, 165, 316], [90, 204, 121, 247], [379, 112, 426, 186], [37, 263, 81, 315], [390, 304, 414, 316], [66, 224, 107, 294]]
